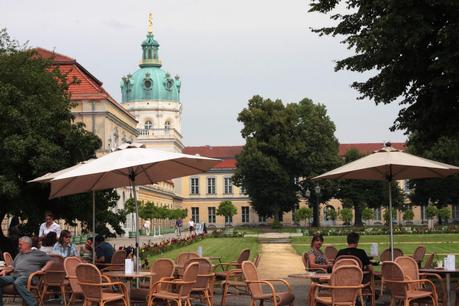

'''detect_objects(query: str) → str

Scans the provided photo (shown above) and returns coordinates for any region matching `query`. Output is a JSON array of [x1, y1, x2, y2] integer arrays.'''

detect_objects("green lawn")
[[147, 237, 260, 263]]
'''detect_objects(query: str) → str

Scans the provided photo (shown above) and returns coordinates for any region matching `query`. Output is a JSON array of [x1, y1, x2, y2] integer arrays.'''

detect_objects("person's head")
[[347, 232, 360, 247], [58, 230, 72, 246], [18, 236, 33, 253], [310, 233, 324, 249], [95, 235, 105, 245], [44, 212, 54, 225], [42, 231, 58, 247]]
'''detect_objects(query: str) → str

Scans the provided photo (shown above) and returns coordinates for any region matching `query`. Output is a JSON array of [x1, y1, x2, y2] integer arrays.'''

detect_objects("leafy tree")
[[294, 207, 313, 227], [384, 209, 397, 225], [308, 1, 459, 141], [0, 29, 125, 237], [217, 200, 237, 225], [362, 207, 374, 225], [426, 205, 438, 220], [403, 209, 414, 223], [336, 149, 404, 226], [437, 207, 451, 224], [339, 208, 353, 226], [327, 208, 337, 224], [234, 95, 339, 226]]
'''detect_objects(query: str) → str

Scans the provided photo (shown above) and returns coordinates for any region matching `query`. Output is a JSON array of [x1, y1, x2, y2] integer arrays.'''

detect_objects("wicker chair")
[[395, 256, 446, 305], [75, 263, 129, 306], [380, 248, 404, 262], [130, 258, 176, 304], [335, 255, 375, 306], [2, 252, 13, 268], [40, 260, 67, 306], [325, 246, 338, 263], [302, 252, 327, 273], [215, 249, 250, 273], [311, 265, 364, 306], [64, 257, 84, 306], [423, 253, 435, 269], [333, 258, 360, 270], [253, 254, 261, 267], [382, 261, 438, 306], [186, 258, 215, 306], [99, 250, 126, 272], [147, 262, 199, 306], [242, 260, 294, 306], [0, 270, 44, 305], [411, 246, 426, 267], [176, 252, 200, 276]]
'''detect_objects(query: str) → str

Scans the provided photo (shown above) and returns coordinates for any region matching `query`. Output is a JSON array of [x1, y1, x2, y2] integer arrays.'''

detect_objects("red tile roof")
[[34, 48, 135, 120], [184, 143, 406, 170]]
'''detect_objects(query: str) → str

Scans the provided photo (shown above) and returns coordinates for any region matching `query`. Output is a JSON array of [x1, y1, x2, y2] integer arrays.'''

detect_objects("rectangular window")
[[207, 177, 216, 194], [453, 205, 459, 221], [190, 177, 199, 195], [224, 177, 233, 194], [374, 208, 382, 221], [242, 207, 249, 223], [208, 207, 216, 223], [191, 207, 199, 223], [258, 215, 266, 223], [225, 215, 233, 224]]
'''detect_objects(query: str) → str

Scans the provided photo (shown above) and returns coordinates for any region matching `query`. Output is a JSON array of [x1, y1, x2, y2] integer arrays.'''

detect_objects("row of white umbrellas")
[[31, 142, 459, 264]]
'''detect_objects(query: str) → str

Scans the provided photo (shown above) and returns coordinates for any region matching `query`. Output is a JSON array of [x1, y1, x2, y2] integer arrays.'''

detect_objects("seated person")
[[336, 232, 372, 271], [81, 237, 93, 262], [307, 233, 332, 271], [0, 236, 54, 306], [52, 230, 77, 257], [95, 235, 114, 264]]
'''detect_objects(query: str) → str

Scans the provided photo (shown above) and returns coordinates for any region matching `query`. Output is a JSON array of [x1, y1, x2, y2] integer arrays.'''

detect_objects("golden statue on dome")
[[148, 13, 153, 33]]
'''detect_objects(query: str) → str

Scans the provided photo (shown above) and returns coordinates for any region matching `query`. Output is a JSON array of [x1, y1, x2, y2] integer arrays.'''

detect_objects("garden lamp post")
[[312, 185, 321, 227]]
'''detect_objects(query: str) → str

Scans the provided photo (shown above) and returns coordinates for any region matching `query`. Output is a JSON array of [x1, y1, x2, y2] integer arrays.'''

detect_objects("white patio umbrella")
[[49, 146, 220, 270], [313, 142, 459, 259], [29, 159, 99, 264]]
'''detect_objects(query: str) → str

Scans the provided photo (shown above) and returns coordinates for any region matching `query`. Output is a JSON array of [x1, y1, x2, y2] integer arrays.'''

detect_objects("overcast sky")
[[1, 0, 406, 146]]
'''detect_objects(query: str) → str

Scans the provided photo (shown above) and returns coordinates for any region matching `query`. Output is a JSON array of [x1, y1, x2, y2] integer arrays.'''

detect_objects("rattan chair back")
[[424, 253, 435, 269], [335, 254, 363, 268], [242, 260, 264, 299], [186, 258, 213, 289], [330, 265, 363, 304], [324, 245, 338, 262], [412, 246, 426, 264], [395, 256, 420, 290], [2, 252, 13, 267], [75, 263, 103, 300], [333, 258, 360, 270], [179, 262, 199, 297], [176, 252, 200, 266], [64, 257, 84, 294], [236, 249, 251, 264], [380, 248, 404, 262], [253, 254, 261, 267], [382, 261, 406, 297]]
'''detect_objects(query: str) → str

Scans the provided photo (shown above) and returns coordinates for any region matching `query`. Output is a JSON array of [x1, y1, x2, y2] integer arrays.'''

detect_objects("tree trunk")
[[273, 206, 280, 223], [354, 204, 363, 226], [312, 201, 320, 228]]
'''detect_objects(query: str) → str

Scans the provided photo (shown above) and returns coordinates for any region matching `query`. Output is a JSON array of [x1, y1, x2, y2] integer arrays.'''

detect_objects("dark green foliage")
[[309, 0, 459, 140], [0, 29, 125, 236], [336, 149, 404, 226], [234, 95, 339, 224]]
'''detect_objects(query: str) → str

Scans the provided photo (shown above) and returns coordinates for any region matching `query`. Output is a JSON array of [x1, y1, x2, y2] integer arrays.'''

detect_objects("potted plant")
[[217, 200, 237, 235], [339, 208, 353, 226]]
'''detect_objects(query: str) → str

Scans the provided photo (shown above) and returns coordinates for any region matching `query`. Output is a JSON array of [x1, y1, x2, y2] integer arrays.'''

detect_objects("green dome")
[[120, 32, 181, 103]]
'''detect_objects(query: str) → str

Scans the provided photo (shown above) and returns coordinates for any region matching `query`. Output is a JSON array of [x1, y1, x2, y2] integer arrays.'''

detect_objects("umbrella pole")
[[388, 180, 394, 260], [92, 191, 96, 265], [130, 177, 140, 273]]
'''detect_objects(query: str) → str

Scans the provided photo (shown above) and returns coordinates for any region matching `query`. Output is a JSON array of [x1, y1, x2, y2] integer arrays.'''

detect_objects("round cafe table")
[[104, 271, 156, 297], [420, 268, 459, 306]]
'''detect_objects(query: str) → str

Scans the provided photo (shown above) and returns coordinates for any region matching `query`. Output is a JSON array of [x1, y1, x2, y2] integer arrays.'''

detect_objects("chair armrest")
[[27, 271, 45, 289], [158, 280, 196, 285], [263, 279, 292, 293], [214, 262, 241, 271], [246, 280, 277, 299], [306, 268, 327, 273]]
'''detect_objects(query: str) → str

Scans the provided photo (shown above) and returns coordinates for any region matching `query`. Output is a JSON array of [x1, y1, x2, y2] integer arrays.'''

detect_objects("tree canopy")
[[0, 29, 125, 236], [234, 95, 339, 224]]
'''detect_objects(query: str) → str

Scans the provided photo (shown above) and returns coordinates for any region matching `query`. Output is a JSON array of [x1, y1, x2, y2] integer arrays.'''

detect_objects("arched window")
[[164, 120, 171, 130], [144, 120, 153, 130]]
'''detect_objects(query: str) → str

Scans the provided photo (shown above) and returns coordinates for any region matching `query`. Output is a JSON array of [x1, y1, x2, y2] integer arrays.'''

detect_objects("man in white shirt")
[[38, 212, 61, 239], [188, 219, 195, 235]]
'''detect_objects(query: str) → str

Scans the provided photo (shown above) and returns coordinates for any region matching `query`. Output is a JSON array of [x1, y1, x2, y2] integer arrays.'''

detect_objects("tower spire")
[[148, 13, 153, 33]]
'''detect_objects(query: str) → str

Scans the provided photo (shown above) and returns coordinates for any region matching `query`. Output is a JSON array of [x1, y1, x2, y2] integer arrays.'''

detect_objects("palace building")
[[32, 17, 455, 235]]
